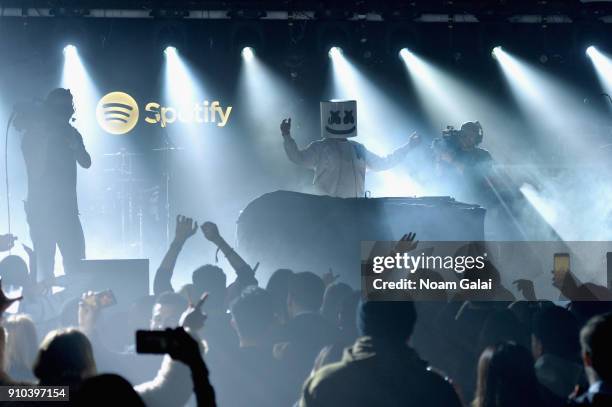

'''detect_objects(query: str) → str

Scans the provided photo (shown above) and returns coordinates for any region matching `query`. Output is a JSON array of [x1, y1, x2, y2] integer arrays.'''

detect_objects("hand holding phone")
[[82, 289, 117, 309], [552, 253, 570, 289], [136, 329, 181, 354], [136, 327, 201, 365]]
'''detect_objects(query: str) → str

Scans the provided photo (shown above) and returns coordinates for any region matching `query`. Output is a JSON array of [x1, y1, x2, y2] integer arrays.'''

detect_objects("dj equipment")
[[237, 191, 485, 285]]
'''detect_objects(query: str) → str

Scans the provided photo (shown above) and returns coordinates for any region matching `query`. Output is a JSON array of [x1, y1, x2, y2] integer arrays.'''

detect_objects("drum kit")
[[97, 144, 184, 256]]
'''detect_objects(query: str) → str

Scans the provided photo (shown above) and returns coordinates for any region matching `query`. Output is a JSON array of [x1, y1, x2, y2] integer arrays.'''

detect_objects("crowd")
[[0, 217, 610, 407]]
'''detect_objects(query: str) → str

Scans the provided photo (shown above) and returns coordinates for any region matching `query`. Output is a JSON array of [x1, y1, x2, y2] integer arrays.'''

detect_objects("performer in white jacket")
[[281, 100, 420, 198]]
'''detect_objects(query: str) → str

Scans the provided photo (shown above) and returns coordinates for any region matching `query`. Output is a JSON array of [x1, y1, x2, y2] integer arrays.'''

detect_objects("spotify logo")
[[96, 92, 139, 135], [96, 91, 233, 134]]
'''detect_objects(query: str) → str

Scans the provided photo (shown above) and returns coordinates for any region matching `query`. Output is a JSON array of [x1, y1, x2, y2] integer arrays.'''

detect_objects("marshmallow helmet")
[[320, 100, 357, 139]]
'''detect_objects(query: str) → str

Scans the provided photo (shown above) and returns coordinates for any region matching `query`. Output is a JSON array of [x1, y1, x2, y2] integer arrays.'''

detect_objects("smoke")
[[520, 165, 612, 241]]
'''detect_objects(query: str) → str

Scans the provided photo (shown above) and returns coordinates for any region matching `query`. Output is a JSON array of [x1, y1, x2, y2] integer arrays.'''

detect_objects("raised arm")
[[137, 304, 215, 407], [135, 349, 197, 407], [178, 297, 216, 406], [169, 327, 216, 407], [364, 132, 420, 171], [200, 222, 257, 290], [281, 118, 321, 168], [153, 215, 198, 296]]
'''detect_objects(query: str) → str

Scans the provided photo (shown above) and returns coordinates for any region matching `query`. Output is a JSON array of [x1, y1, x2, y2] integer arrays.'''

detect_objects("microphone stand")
[[159, 127, 176, 249], [4, 112, 16, 253]]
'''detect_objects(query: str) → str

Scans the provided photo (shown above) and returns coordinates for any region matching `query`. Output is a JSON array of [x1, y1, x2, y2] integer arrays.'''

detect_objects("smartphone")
[[553, 253, 570, 279], [136, 330, 179, 354], [83, 289, 117, 309]]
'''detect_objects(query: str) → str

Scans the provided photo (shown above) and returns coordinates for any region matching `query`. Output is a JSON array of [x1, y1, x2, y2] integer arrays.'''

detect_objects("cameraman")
[[17, 88, 91, 283], [432, 121, 494, 205]]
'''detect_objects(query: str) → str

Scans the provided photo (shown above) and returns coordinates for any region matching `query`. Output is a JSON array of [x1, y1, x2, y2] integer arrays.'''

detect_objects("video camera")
[[431, 125, 463, 155], [432, 122, 484, 156]]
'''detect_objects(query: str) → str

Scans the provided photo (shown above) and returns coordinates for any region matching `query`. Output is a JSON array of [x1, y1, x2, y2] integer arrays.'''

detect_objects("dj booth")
[[236, 191, 485, 284]]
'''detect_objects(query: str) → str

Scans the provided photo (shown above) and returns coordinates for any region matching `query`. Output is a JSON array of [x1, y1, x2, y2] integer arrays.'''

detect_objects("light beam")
[[61, 44, 100, 138], [586, 46, 612, 96], [328, 46, 423, 196]]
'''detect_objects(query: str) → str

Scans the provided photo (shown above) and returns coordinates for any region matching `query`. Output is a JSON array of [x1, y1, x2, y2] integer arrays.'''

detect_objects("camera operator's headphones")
[[460, 121, 483, 145]]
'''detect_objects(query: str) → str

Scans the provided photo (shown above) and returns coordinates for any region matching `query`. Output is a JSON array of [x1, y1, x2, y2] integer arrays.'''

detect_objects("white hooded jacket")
[[283, 134, 411, 198]]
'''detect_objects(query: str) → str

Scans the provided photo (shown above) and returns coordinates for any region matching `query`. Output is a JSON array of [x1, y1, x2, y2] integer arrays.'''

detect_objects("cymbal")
[[152, 146, 185, 152], [103, 151, 144, 157]]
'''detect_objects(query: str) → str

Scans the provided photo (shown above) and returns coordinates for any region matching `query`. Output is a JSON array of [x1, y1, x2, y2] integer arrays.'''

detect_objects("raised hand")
[[551, 269, 568, 290], [0, 234, 17, 252], [408, 132, 421, 149], [167, 327, 204, 368], [200, 221, 221, 244], [0, 279, 22, 315], [154, 216, 197, 295], [22, 243, 34, 258], [175, 215, 198, 244], [280, 118, 291, 136], [513, 279, 537, 301], [393, 232, 419, 255], [78, 291, 100, 332], [322, 268, 339, 287], [180, 292, 208, 332]]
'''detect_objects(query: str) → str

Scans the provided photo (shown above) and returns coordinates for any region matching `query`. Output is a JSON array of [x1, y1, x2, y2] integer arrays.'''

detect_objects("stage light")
[[493, 47, 597, 131], [491, 46, 503, 60], [398, 48, 412, 60], [242, 46, 255, 61], [493, 47, 606, 240], [162, 39, 207, 144], [400, 48, 474, 125], [398, 42, 542, 227], [61, 42, 100, 137], [60, 38, 103, 248], [238, 42, 298, 156], [327, 43, 424, 196], [585, 45, 612, 96], [164, 45, 198, 109], [586, 45, 597, 58], [164, 46, 177, 56], [328, 47, 343, 58], [63, 44, 77, 55], [492, 47, 544, 103]]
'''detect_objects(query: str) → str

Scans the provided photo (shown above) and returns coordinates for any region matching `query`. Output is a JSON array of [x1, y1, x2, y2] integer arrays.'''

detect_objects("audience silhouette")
[[0, 219, 611, 407]]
